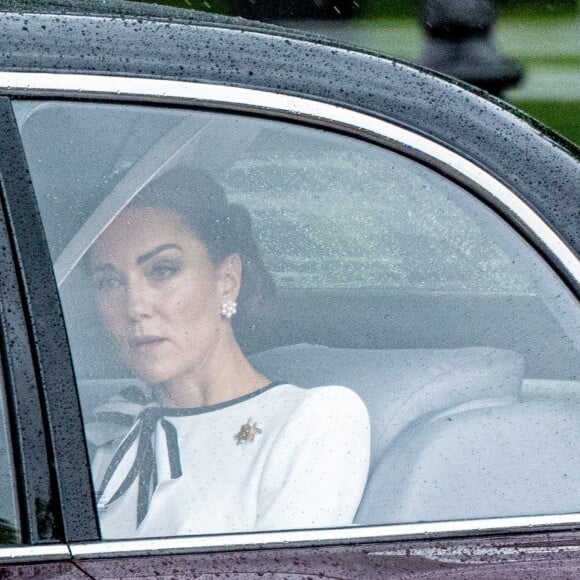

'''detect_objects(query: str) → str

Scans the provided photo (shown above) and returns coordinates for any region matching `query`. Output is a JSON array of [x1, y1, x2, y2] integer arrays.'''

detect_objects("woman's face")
[[89, 205, 239, 386]]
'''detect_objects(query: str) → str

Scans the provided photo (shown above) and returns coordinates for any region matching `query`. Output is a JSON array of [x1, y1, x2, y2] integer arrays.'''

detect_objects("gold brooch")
[[234, 418, 262, 445]]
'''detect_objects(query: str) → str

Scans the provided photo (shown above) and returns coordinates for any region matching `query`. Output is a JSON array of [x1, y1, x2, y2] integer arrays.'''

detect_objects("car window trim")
[[0, 544, 70, 564], [1, 72, 578, 293], [2, 513, 580, 563], [68, 513, 580, 558], [0, 74, 578, 548]]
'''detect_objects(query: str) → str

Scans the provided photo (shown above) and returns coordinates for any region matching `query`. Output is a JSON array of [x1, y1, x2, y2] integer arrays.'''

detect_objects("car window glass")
[[0, 365, 20, 544], [13, 99, 579, 539]]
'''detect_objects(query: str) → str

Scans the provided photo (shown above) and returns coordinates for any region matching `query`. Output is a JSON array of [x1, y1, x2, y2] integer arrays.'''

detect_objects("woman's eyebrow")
[[91, 262, 116, 275], [137, 244, 183, 265]]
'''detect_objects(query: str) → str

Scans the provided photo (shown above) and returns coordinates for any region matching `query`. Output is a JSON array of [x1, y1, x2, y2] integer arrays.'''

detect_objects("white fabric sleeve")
[[256, 386, 370, 530]]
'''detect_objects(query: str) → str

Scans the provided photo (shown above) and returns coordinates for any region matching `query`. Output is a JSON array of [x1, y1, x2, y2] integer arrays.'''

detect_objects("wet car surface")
[[0, 0, 578, 577]]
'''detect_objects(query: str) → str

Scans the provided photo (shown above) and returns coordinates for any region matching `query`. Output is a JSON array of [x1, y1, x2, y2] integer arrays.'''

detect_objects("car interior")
[[10, 98, 580, 533]]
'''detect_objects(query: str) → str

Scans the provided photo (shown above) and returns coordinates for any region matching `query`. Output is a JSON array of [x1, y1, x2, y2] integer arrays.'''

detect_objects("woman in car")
[[87, 167, 370, 539]]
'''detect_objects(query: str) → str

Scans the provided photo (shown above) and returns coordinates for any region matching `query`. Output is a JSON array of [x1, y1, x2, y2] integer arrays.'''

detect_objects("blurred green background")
[[143, 0, 578, 144]]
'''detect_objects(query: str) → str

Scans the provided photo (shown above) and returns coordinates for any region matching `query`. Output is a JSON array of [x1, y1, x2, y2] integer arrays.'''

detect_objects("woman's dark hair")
[[130, 166, 276, 347]]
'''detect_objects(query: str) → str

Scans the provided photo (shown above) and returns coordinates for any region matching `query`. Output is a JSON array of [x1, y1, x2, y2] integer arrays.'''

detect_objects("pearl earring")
[[221, 300, 237, 320]]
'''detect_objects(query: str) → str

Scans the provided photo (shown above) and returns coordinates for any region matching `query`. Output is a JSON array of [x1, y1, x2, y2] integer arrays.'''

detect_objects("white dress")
[[91, 382, 370, 539]]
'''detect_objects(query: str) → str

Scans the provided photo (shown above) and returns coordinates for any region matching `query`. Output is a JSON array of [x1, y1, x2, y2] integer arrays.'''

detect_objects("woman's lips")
[[129, 336, 168, 354]]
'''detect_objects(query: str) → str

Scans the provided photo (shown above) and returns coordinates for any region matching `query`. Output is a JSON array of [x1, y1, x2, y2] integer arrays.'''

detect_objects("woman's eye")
[[150, 262, 180, 281], [96, 276, 122, 292]]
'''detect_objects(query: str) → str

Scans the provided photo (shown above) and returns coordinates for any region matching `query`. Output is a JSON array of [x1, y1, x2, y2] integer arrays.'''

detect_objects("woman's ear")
[[217, 253, 242, 302]]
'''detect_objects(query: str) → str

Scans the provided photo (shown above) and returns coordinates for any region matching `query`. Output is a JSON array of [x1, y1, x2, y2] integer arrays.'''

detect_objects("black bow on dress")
[[94, 398, 183, 526]]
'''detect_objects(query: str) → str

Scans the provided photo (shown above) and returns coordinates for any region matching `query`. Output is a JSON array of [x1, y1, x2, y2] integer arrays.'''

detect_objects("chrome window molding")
[[69, 514, 580, 558], [0, 544, 70, 564], [0, 71, 578, 287]]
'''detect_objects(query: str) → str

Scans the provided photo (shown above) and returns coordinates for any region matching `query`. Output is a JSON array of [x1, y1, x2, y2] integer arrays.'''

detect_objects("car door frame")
[[0, 97, 98, 548], [0, 7, 578, 571]]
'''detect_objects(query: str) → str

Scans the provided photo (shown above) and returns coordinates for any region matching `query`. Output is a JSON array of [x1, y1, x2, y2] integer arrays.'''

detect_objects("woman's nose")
[[126, 280, 154, 321]]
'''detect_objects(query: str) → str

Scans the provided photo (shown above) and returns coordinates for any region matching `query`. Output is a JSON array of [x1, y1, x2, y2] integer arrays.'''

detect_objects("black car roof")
[[2, 0, 231, 20], [1, 0, 313, 36]]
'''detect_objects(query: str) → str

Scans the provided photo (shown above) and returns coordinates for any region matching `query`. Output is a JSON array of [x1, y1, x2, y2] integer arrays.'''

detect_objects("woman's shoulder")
[[275, 383, 370, 426], [302, 383, 366, 407], [262, 384, 370, 472]]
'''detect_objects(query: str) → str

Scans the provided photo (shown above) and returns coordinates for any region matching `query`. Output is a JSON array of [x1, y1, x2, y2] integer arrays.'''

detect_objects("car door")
[[0, 4, 579, 578]]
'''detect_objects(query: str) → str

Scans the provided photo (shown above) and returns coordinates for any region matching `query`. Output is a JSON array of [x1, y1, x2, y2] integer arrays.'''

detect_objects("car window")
[[0, 365, 19, 544], [12, 99, 579, 540]]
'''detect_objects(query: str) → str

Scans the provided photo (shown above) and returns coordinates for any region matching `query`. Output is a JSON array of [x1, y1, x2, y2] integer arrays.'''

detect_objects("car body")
[[0, 0, 578, 577]]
